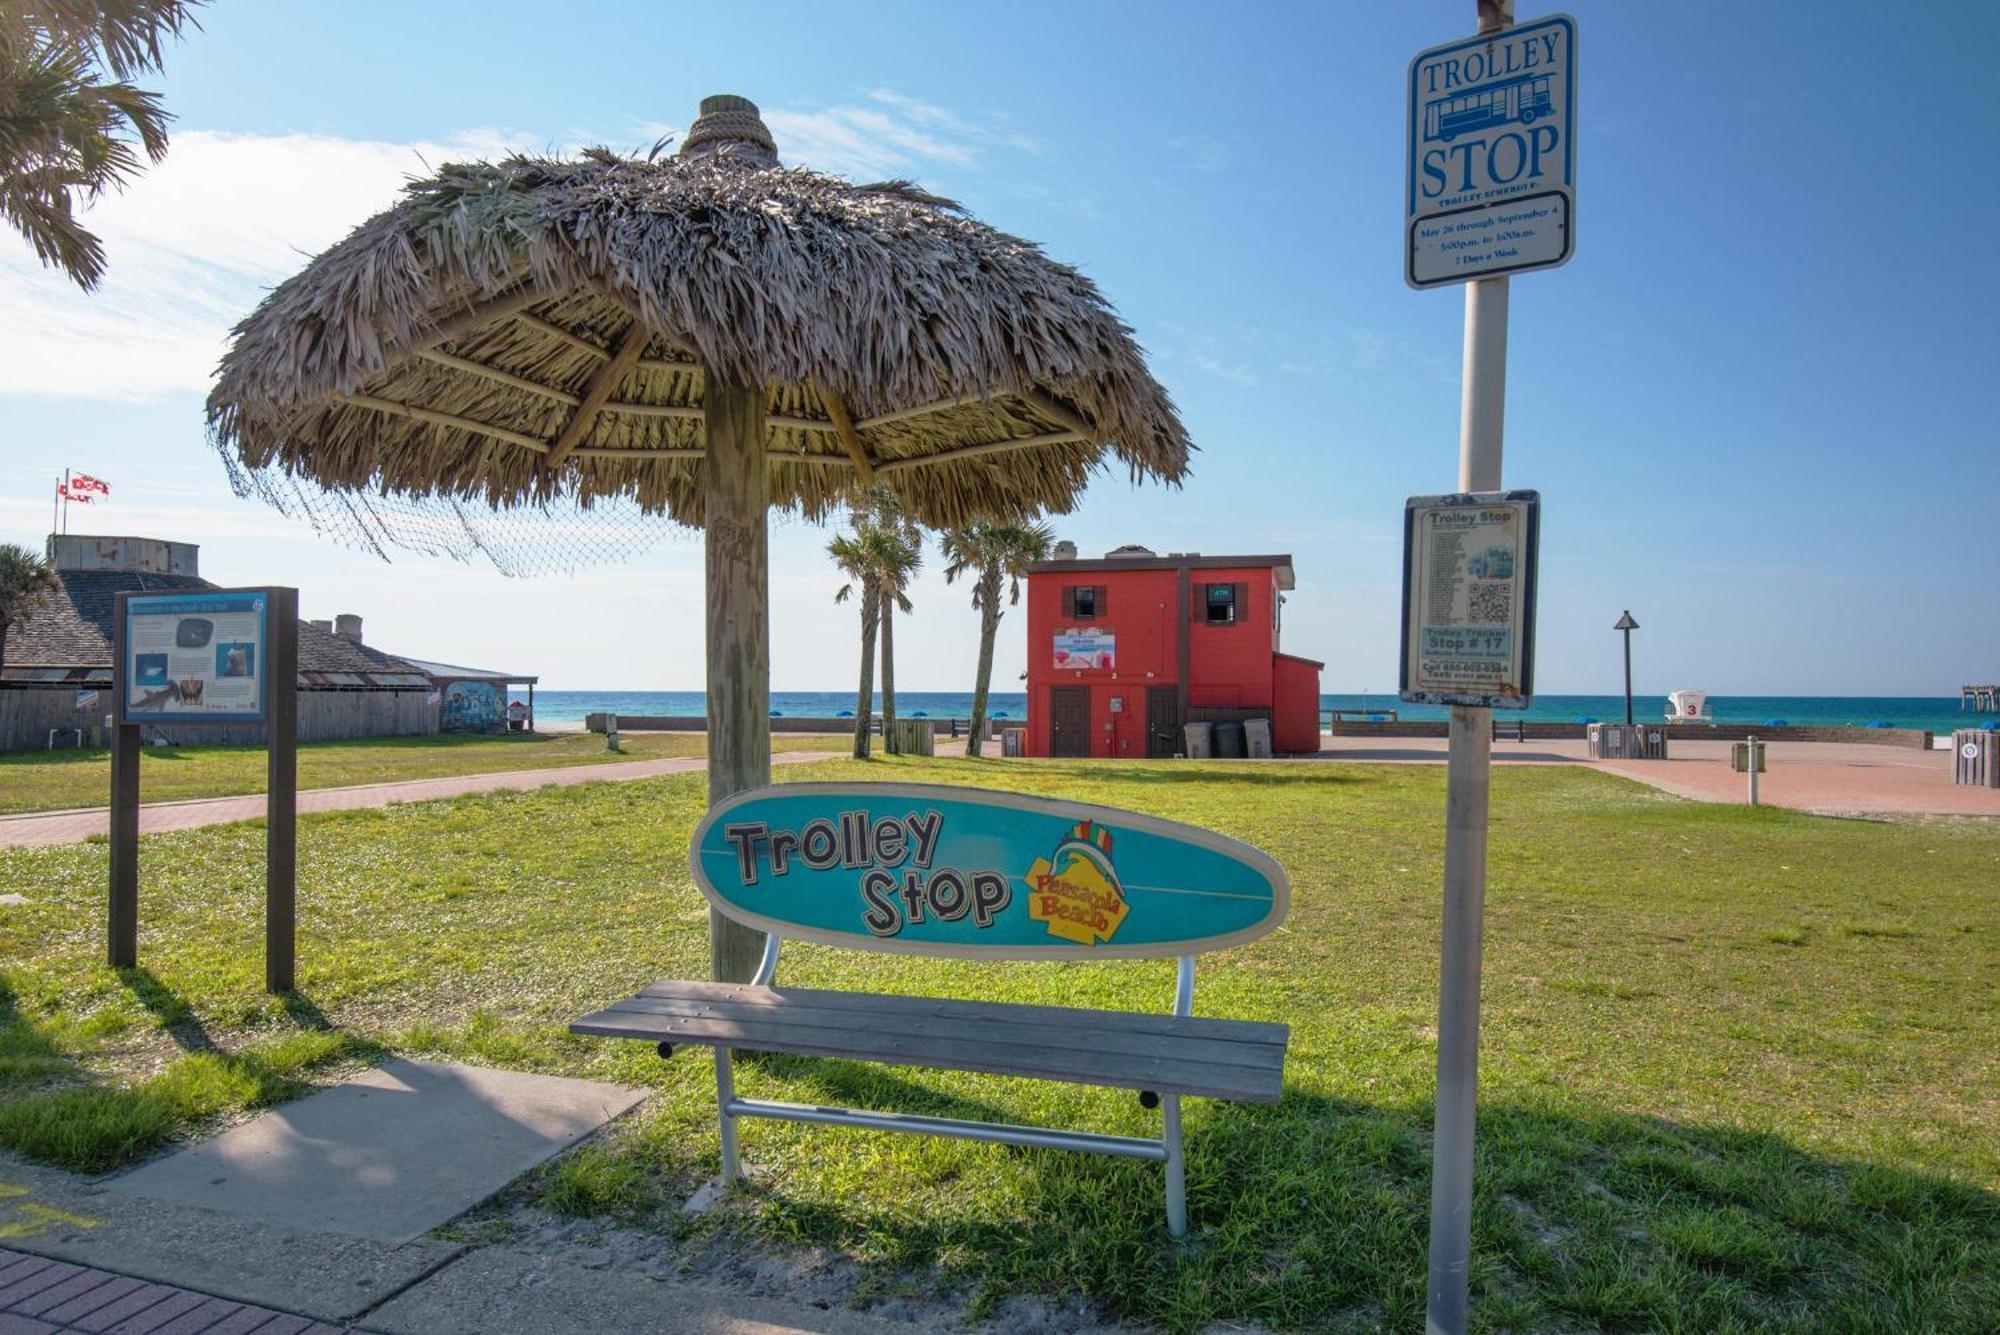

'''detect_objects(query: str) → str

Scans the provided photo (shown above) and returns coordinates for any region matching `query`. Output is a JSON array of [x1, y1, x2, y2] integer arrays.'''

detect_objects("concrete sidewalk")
[[0, 1154, 914, 1333], [0, 751, 840, 849], [1315, 734, 2000, 818]]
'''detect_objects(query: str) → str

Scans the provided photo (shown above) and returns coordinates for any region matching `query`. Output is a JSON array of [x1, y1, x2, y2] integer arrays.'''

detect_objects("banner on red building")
[[1053, 628, 1115, 670]]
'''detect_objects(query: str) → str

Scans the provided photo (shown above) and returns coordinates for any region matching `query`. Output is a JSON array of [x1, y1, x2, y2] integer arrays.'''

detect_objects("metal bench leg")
[[1162, 1092, 1187, 1238], [1163, 952, 1194, 1238], [715, 1045, 741, 1185]]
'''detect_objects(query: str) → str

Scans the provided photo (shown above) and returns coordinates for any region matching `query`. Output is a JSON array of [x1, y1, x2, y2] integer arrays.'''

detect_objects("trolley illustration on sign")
[[1422, 72, 1554, 143]]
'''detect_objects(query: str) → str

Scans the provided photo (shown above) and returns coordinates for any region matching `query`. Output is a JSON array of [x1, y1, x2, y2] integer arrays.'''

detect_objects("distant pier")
[[1964, 685, 1999, 713]]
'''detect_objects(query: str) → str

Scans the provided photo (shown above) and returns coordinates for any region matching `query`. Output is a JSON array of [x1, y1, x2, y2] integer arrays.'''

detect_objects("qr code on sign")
[[1467, 581, 1511, 625]]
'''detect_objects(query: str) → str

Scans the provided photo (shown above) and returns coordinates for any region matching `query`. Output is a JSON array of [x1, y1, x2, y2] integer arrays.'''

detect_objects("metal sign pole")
[[1427, 4, 1511, 1331]]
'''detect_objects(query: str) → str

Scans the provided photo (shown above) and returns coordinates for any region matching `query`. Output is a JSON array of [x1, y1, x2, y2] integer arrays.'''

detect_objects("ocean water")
[[529, 690, 1992, 736]]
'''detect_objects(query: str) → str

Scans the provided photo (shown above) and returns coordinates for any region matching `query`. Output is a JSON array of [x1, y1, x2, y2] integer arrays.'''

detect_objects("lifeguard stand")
[[1666, 689, 1711, 725]]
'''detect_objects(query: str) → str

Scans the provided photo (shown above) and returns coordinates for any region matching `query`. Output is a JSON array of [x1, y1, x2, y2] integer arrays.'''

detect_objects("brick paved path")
[[0, 1249, 345, 1334], [0, 750, 840, 849]]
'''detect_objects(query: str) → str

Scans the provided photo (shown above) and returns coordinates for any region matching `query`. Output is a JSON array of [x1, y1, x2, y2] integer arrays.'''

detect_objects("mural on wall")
[[441, 680, 506, 732]]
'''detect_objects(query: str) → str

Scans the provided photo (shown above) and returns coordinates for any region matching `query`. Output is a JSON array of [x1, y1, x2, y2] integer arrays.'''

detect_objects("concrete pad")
[[107, 1060, 647, 1244], [0, 1153, 459, 1320], [360, 1246, 915, 1335]]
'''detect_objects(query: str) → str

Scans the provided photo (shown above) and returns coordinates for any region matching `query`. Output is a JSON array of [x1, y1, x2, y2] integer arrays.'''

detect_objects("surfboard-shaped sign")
[[690, 782, 1290, 960]]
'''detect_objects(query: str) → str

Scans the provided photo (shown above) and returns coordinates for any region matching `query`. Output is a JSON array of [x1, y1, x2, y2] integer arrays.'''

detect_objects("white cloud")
[[0, 128, 532, 402], [650, 88, 1044, 183], [0, 89, 1042, 406]]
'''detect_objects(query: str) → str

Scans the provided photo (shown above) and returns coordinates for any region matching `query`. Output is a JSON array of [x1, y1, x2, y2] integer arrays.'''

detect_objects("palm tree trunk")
[[881, 597, 898, 753], [967, 568, 1003, 757], [852, 584, 879, 759]]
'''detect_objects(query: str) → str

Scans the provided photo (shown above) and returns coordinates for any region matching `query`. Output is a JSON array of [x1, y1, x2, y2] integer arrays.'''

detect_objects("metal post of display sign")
[[109, 587, 299, 991], [1402, 4, 1573, 1332]]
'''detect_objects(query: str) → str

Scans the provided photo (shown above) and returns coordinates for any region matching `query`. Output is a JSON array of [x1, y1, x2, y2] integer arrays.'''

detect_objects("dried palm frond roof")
[[207, 95, 1191, 545]]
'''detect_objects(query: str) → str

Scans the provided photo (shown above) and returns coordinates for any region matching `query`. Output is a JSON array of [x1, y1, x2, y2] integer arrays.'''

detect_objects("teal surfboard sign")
[[690, 782, 1290, 959]]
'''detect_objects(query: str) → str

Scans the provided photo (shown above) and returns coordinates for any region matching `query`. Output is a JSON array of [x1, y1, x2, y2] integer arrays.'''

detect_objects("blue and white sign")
[[119, 590, 269, 723], [691, 782, 1290, 960], [1407, 14, 1576, 288]]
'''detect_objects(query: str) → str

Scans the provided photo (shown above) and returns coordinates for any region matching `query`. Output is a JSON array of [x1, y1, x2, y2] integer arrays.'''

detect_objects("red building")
[[1023, 543, 1323, 758]]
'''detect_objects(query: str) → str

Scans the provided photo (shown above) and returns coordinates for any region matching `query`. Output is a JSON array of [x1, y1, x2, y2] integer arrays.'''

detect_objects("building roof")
[[1030, 551, 1296, 590], [1, 568, 431, 689], [397, 657, 537, 684]]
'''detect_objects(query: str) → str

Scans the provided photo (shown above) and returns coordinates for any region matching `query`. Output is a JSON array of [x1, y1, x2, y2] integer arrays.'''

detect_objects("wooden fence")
[[1, 685, 438, 752]]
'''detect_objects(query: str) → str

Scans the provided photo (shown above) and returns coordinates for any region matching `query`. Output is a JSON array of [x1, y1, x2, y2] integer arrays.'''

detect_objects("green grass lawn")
[[0, 730, 852, 815], [1, 757, 1994, 1331]]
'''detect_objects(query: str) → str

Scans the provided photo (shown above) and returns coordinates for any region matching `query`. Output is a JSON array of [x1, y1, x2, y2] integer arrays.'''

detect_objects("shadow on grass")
[[0, 973, 371, 1175], [0, 747, 110, 768], [671, 1080, 1998, 1333], [118, 968, 215, 1052]]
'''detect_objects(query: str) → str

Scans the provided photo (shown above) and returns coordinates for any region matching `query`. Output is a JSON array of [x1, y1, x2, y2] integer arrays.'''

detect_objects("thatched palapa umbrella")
[[207, 95, 1191, 980]]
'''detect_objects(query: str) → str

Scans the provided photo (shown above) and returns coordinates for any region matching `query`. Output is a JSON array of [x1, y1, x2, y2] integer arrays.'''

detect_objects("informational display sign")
[[691, 783, 1289, 960], [1053, 628, 1116, 670], [1400, 491, 1540, 709], [1407, 13, 1576, 287], [119, 590, 269, 722]]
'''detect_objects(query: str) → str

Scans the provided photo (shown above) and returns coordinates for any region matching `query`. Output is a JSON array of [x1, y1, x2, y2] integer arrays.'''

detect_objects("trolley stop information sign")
[[1400, 491, 1541, 709], [118, 590, 270, 723], [1407, 13, 1576, 288]]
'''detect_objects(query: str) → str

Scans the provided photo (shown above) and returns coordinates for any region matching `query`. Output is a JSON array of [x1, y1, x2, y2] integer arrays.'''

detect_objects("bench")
[[573, 780, 1292, 1237], [1494, 717, 1528, 742]]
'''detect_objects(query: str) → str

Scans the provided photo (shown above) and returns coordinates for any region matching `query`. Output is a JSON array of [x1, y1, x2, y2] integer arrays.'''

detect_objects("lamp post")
[[1614, 610, 1639, 726]]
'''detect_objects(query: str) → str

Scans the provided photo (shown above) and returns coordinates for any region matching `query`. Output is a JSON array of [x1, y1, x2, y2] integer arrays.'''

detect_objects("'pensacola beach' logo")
[[1024, 820, 1129, 946]]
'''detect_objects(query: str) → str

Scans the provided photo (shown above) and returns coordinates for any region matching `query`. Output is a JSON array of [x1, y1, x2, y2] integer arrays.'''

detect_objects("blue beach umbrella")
[[1575, 716, 1598, 725], [1866, 720, 1891, 729], [1763, 717, 1788, 727]]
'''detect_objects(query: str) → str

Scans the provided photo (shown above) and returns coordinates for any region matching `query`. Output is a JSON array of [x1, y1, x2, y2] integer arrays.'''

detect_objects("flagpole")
[[62, 468, 70, 535], [52, 476, 60, 539]]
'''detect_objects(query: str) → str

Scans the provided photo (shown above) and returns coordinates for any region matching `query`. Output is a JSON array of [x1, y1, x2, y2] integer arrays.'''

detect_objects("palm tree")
[[0, 1, 202, 289], [873, 529, 921, 752], [828, 489, 921, 757], [829, 530, 882, 759], [942, 522, 1051, 757], [0, 543, 60, 673]]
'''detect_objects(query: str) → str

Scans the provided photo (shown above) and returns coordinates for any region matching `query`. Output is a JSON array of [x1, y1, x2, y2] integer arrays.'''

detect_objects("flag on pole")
[[58, 472, 109, 504]]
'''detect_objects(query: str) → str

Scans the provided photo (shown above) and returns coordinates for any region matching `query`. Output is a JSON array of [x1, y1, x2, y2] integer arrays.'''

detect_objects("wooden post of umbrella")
[[703, 376, 772, 982]]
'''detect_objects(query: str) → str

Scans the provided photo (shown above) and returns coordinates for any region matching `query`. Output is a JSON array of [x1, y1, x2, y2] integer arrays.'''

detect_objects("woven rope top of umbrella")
[[207, 95, 1192, 535]]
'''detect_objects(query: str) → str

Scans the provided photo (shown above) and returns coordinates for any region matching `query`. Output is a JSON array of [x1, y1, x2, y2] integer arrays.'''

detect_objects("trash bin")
[[1588, 722, 1667, 759], [1182, 722, 1214, 759], [1243, 717, 1273, 758], [1954, 729, 1999, 787], [1002, 727, 1025, 758], [886, 718, 934, 755], [1213, 720, 1247, 759]]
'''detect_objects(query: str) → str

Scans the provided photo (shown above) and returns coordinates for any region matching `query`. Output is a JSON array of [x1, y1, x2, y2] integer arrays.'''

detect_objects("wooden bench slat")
[[604, 990, 1283, 1071], [635, 979, 1289, 1047], [573, 995, 1284, 1102], [574, 1011, 1282, 1103]]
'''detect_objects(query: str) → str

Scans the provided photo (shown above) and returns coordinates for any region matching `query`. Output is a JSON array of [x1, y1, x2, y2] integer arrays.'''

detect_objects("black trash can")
[[1212, 720, 1247, 758]]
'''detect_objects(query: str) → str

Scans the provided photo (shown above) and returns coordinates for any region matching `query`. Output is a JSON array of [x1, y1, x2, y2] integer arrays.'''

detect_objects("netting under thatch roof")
[[207, 96, 1191, 573]]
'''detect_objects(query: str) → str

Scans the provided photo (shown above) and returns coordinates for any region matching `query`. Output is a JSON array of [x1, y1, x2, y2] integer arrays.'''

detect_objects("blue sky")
[[3, 1, 1994, 695]]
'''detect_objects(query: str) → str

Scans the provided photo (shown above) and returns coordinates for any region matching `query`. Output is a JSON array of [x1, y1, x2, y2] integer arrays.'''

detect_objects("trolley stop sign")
[[692, 782, 1289, 960], [1400, 491, 1541, 710], [1407, 14, 1576, 288]]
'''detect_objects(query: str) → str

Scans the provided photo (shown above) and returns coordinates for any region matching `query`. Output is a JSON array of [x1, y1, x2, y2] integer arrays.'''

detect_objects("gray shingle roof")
[[2, 569, 431, 687]]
